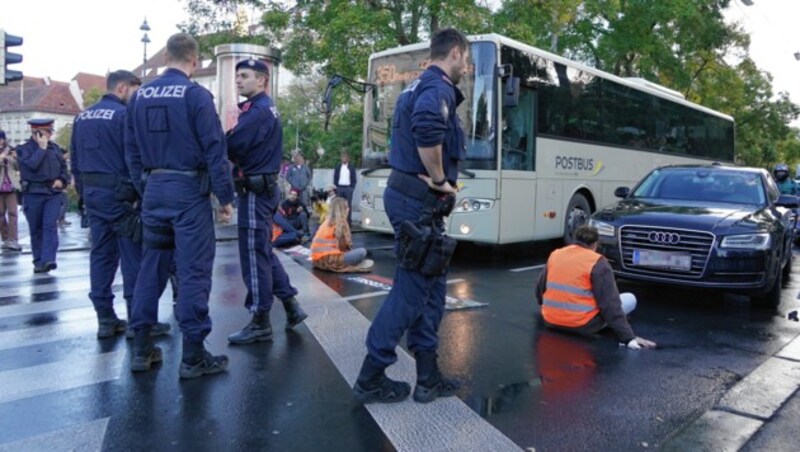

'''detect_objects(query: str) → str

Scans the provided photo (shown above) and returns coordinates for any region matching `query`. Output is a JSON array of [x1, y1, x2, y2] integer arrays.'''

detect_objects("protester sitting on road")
[[535, 224, 657, 350], [272, 212, 302, 248], [311, 197, 372, 272], [280, 188, 310, 238]]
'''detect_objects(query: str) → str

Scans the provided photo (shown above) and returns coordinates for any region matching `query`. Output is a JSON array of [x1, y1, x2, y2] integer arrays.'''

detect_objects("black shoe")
[[126, 322, 171, 340], [131, 329, 162, 372], [43, 262, 57, 272], [33, 264, 49, 274], [179, 350, 229, 379], [227, 311, 272, 344], [282, 297, 308, 330], [412, 352, 461, 403], [353, 376, 411, 404], [97, 317, 127, 339]]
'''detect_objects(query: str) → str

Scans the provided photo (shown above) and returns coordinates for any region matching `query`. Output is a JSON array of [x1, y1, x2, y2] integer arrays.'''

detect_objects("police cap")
[[28, 118, 55, 130], [235, 58, 269, 75]]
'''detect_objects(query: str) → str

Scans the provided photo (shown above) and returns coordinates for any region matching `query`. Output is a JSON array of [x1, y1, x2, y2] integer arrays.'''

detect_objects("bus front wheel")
[[563, 193, 591, 244]]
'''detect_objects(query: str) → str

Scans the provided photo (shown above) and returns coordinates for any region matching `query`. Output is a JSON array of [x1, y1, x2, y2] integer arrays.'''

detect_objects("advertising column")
[[214, 43, 281, 131]]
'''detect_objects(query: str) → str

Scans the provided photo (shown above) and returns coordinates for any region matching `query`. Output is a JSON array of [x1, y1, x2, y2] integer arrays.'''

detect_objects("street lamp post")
[[140, 18, 151, 78]]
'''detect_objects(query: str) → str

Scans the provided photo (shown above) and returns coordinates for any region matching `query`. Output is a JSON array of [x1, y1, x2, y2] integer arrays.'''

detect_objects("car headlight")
[[453, 198, 494, 213], [720, 233, 771, 250], [588, 219, 615, 237]]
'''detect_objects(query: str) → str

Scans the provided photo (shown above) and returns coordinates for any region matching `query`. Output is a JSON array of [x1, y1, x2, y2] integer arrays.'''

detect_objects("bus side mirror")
[[614, 187, 631, 198], [322, 75, 343, 131], [504, 76, 520, 108]]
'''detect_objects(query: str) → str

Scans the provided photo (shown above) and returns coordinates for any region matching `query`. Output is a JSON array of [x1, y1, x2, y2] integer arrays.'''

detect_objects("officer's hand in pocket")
[[218, 203, 233, 224]]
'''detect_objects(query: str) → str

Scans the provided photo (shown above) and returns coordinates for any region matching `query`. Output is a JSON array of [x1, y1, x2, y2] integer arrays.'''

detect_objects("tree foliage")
[[180, 0, 800, 169]]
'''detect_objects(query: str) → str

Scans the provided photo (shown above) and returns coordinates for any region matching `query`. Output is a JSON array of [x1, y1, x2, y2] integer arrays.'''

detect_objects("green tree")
[[82, 87, 104, 109]]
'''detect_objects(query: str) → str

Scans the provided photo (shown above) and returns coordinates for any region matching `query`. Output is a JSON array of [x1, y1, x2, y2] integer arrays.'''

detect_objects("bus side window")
[[502, 89, 535, 171]]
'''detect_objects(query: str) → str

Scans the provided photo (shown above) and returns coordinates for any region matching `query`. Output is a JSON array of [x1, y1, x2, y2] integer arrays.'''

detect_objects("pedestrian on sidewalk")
[[71, 70, 170, 340], [535, 224, 657, 350], [0, 130, 22, 251], [353, 28, 467, 404], [225, 57, 308, 346], [126, 33, 235, 379], [311, 197, 372, 272], [17, 118, 69, 273], [287, 153, 312, 207], [333, 150, 357, 225]]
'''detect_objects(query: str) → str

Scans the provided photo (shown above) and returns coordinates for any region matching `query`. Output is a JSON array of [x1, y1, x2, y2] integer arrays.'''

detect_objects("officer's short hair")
[[575, 225, 599, 246], [166, 33, 199, 64], [106, 70, 141, 91], [430, 28, 469, 61]]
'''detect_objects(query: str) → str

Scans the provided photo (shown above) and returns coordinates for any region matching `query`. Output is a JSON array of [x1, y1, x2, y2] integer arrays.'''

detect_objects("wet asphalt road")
[[1, 219, 799, 451]]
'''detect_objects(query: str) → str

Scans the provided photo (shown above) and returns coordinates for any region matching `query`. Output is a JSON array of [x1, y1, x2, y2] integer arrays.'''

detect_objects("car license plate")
[[633, 249, 692, 270]]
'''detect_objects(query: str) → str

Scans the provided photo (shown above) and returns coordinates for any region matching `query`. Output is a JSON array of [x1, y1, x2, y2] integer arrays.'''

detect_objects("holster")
[[114, 202, 142, 243], [236, 174, 277, 197], [398, 217, 457, 276], [115, 179, 138, 202]]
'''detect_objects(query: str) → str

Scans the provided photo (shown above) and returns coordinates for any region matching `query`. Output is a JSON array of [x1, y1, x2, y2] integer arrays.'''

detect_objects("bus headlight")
[[459, 224, 471, 235], [361, 194, 373, 208], [454, 198, 494, 213]]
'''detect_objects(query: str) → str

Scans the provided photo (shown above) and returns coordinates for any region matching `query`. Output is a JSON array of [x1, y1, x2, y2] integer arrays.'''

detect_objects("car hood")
[[593, 198, 773, 233]]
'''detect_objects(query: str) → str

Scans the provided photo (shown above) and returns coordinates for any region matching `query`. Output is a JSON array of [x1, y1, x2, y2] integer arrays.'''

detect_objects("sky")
[[2, 0, 799, 121]]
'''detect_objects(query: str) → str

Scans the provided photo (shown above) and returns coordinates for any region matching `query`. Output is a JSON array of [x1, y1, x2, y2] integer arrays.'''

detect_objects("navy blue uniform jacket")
[[388, 65, 466, 183], [125, 68, 234, 205], [226, 91, 282, 176], [17, 139, 68, 194], [71, 94, 129, 195]]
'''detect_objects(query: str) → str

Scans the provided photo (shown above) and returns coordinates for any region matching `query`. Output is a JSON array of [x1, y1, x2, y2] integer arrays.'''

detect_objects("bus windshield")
[[363, 41, 498, 170]]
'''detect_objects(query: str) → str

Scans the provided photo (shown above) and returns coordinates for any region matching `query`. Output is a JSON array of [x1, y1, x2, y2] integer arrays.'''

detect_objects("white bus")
[[357, 34, 734, 244]]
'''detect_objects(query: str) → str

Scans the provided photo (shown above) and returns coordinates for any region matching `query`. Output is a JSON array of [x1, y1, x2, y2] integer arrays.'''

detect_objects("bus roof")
[[368, 33, 734, 123]]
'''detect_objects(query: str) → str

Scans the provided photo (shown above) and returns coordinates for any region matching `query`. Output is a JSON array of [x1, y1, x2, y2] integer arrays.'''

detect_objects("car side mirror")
[[776, 194, 800, 208], [614, 187, 631, 198]]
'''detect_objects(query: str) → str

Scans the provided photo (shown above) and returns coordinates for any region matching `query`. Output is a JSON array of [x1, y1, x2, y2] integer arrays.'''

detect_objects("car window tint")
[[634, 169, 765, 204]]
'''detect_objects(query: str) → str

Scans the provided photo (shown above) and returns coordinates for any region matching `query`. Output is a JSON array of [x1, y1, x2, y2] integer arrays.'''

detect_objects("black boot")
[[126, 322, 171, 340], [281, 297, 308, 330], [227, 310, 272, 345], [413, 352, 461, 403], [179, 340, 229, 379], [97, 316, 127, 339], [130, 327, 162, 372], [352, 355, 410, 404]]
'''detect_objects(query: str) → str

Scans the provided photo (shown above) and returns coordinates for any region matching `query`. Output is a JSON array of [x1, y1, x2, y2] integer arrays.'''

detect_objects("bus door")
[[498, 86, 537, 243]]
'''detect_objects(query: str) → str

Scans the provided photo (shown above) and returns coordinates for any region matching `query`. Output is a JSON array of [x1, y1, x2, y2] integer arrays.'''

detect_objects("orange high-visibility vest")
[[271, 223, 282, 243], [311, 222, 341, 260], [541, 244, 601, 327]]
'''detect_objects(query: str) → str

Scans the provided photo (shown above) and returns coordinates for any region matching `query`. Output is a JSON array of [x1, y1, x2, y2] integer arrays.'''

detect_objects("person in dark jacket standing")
[[126, 33, 235, 379], [286, 153, 312, 206], [17, 119, 68, 273], [333, 151, 357, 225], [353, 29, 467, 404], [72, 70, 171, 340], [535, 224, 657, 350], [225, 58, 308, 345]]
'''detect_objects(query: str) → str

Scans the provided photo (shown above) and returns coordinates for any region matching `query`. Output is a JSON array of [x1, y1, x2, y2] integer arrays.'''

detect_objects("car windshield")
[[633, 168, 766, 205]]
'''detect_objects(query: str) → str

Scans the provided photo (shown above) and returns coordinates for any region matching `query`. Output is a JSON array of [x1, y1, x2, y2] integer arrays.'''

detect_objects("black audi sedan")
[[589, 164, 797, 307]]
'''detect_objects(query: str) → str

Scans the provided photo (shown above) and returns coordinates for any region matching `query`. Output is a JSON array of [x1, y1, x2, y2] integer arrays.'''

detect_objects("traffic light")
[[0, 30, 23, 85]]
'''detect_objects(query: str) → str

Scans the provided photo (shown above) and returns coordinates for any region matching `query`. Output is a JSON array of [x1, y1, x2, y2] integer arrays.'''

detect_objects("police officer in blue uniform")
[[226, 58, 308, 345], [72, 70, 171, 339], [353, 28, 469, 404], [17, 119, 68, 273], [126, 33, 235, 379]]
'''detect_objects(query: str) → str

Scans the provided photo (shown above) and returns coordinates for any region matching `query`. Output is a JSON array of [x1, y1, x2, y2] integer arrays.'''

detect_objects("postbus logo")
[[555, 156, 605, 176]]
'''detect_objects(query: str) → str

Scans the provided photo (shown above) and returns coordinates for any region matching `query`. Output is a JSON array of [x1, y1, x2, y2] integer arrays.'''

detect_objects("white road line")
[[277, 253, 522, 451], [509, 264, 545, 273], [0, 351, 124, 404], [342, 278, 465, 302], [0, 417, 109, 452]]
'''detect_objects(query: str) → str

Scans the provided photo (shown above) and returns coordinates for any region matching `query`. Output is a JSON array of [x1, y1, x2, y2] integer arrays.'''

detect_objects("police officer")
[[353, 28, 468, 404], [71, 70, 171, 339], [17, 119, 68, 273], [126, 33, 235, 379], [226, 58, 308, 345]]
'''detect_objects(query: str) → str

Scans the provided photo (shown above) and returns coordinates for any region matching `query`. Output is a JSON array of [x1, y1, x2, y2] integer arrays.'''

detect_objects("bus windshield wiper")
[[361, 164, 392, 176], [460, 169, 476, 179]]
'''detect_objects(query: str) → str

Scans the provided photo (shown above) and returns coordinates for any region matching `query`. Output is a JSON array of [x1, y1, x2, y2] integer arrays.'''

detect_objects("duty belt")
[[149, 169, 199, 177], [387, 169, 441, 205], [81, 172, 117, 188]]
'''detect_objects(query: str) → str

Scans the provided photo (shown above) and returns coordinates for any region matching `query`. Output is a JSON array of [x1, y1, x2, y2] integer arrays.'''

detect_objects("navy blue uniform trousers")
[[22, 192, 61, 267], [365, 186, 447, 367], [131, 175, 215, 343], [84, 186, 141, 317], [238, 189, 297, 313]]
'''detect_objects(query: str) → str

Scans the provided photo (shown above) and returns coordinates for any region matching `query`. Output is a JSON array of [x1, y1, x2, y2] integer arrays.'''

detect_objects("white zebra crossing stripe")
[[0, 417, 109, 452], [0, 350, 124, 404]]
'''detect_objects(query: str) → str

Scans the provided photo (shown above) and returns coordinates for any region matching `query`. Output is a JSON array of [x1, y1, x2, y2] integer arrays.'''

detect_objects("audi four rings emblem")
[[648, 231, 681, 244]]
